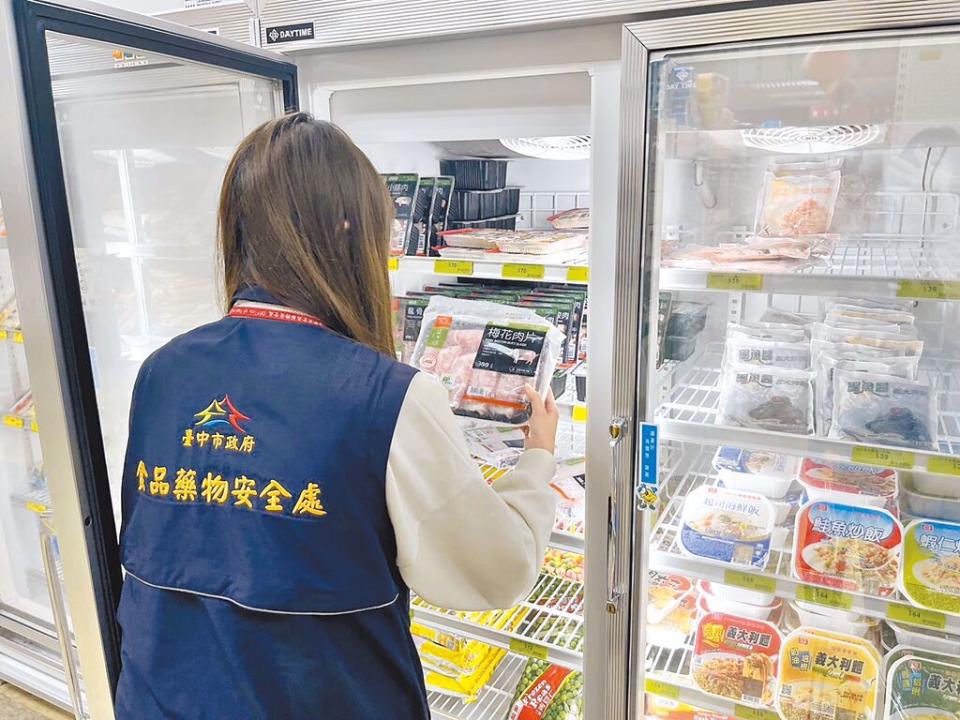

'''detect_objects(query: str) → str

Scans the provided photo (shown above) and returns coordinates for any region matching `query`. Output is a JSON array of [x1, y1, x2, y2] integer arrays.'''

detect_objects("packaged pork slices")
[[411, 296, 564, 424]]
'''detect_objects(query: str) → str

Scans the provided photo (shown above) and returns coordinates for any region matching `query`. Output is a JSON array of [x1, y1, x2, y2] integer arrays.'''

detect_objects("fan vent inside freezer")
[[499, 135, 591, 160], [740, 124, 884, 154]]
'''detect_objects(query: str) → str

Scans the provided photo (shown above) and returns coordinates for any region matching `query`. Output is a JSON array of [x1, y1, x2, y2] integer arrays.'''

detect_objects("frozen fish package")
[[717, 366, 815, 435], [411, 296, 564, 424]]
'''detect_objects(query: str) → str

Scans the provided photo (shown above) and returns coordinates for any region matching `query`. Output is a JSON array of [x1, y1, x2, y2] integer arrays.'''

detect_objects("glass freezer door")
[[11, 0, 297, 711], [618, 7, 960, 720]]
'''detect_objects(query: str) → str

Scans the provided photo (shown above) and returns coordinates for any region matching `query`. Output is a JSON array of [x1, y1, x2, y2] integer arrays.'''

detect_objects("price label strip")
[[927, 455, 960, 477], [735, 705, 780, 720], [723, 569, 777, 595], [796, 584, 853, 611], [387, 257, 400, 271], [509, 638, 548, 661], [706, 272, 764, 292], [644, 679, 680, 700], [886, 602, 946, 630], [897, 280, 960, 300], [566, 266, 589, 283], [851, 445, 915, 470], [571, 405, 588, 423], [434, 259, 474, 276], [3, 415, 25, 430], [12, 331, 23, 344], [502, 263, 545, 280]]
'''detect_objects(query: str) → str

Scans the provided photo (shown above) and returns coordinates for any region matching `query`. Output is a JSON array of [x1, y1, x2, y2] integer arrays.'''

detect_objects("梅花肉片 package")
[[777, 628, 879, 720], [411, 296, 564, 424], [793, 500, 902, 596], [900, 519, 960, 616]]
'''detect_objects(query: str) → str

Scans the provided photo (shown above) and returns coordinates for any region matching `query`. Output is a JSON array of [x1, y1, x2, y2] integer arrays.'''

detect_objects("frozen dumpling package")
[[411, 296, 564, 424]]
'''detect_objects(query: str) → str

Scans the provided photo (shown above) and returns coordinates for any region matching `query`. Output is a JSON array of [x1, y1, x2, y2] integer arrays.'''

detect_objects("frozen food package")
[[759, 307, 811, 326], [411, 296, 564, 424], [662, 233, 837, 272], [900, 518, 960, 616], [727, 323, 807, 343], [547, 207, 590, 230], [690, 612, 781, 707], [647, 592, 699, 649], [777, 628, 879, 720], [811, 324, 924, 356], [550, 473, 585, 537], [666, 301, 709, 337], [793, 500, 902, 596], [815, 355, 917, 435], [712, 446, 799, 499], [382, 174, 419, 256], [886, 654, 960, 720], [824, 315, 914, 337], [724, 336, 810, 370], [647, 571, 694, 625], [826, 303, 916, 326], [754, 157, 842, 237], [406, 177, 436, 256], [824, 296, 915, 313], [508, 658, 584, 720], [426, 176, 454, 256], [830, 370, 937, 450], [716, 366, 815, 435], [461, 425, 525, 468], [678, 485, 775, 570], [798, 457, 898, 508]]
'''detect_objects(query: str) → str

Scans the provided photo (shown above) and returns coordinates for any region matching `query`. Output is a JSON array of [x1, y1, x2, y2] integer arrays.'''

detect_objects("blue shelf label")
[[641, 423, 659, 487]]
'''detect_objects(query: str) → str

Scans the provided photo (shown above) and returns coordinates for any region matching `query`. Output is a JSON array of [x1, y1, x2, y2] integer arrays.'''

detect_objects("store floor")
[[0, 683, 71, 719]]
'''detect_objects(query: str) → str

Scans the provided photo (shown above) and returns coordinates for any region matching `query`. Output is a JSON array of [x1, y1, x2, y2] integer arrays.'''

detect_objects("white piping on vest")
[[124, 570, 401, 616]]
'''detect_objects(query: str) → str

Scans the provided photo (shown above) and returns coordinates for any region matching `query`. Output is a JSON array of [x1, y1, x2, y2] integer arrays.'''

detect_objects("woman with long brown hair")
[[114, 112, 559, 719]]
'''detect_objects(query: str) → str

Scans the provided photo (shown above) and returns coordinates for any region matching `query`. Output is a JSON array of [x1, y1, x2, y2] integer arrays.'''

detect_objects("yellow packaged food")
[[423, 645, 506, 703], [777, 628, 879, 720], [414, 635, 490, 676], [410, 621, 462, 652]]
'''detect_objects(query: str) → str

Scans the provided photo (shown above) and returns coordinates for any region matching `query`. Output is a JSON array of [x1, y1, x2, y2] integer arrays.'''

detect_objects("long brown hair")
[[217, 112, 395, 356]]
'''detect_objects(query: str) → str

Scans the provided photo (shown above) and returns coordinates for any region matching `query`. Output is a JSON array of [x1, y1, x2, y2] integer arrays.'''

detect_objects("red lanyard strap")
[[228, 304, 326, 328]]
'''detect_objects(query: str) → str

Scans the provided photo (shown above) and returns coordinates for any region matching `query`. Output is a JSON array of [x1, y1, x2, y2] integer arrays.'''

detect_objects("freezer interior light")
[[740, 124, 885, 154], [500, 135, 591, 160]]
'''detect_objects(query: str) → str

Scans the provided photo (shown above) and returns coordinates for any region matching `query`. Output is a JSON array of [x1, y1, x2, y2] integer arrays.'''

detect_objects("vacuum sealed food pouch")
[[755, 157, 842, 237], [798, 458, 898, 508], [690, 612, 781, 707], [760, 307, 811, 326], [830, 370, 937, 450], [724, 335, 810, 370], [508, 658, 584, 720], [411, 296, 564, 424], [647, 570, 694, 625], [717, 365, 815, 435], [777, 628, 879, 720], [727, 322, 808, 343], [885, 653, 960, 720], [547, 207, 590, 230], [793, 500, 902, 596], [826, 303, 916, 326], [679, 485, 774, 570], [815, 356, 917, 436], [811, 324, 924, 357], [900, 519, 960, 615], [461, 425, 525, 468]]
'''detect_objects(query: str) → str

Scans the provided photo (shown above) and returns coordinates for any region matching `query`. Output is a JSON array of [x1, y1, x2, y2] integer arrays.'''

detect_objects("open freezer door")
[[3, 1, 297, 715]]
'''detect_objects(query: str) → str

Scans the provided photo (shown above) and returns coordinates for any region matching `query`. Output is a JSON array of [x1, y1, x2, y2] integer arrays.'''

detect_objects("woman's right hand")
[[523, 385, 559, 455]]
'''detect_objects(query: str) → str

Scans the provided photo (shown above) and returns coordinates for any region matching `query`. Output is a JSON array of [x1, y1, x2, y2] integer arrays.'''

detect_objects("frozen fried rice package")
[[412, 296, 565, 424]]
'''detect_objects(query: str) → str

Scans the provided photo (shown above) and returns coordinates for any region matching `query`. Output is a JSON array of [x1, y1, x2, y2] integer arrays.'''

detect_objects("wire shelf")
[[516, 191, 590, 231], [413, 571, 585, 670], [428, 652, 527, 720], [655, 346, 960, 470]]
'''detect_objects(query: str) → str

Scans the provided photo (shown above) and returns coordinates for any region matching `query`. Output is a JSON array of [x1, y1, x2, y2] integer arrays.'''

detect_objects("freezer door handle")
[[607, 417, 628, 614]]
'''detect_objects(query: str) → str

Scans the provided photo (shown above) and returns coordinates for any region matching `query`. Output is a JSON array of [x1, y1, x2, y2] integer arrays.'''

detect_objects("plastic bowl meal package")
[[679, 485, 775, 570], [798, 458, 899, 509], [411, 296, 564, 424], [900, 476, 960, 524], [793, 500, 903, 596], [787, 601, 877, 639], [716, 366, 815, 436], [647, 592, 700, 649], [777, 627, 880, 720], [648, 571, 694, 625], [646, 695, 737, 720], [885, 619, 958, 656], [829, 370, 938, 451], [900, 519, 960, 616], [903, 470, 960, 500], [690, 611, 781, 708], [712, 446, 799, 500], [697, 578, 775, 607], [886, 654, 960, 720], [697, 581, 782, 621]]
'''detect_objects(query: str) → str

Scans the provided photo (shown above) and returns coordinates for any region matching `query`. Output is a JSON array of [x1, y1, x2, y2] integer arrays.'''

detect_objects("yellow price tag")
[[644, 679, 680, 700], [571, 405, 588, 423], [566, 266, 589, 283], [723, 569, 777, 595], [434, 260, 474, 276], [0, 330, 7, 341], [29, 420, 39, 433], [897, 279, 960, 300], [3, 415, 24, 430], [886, 602, 946, 629], [706, 272, 764, 292], [851, 445, 915, 470], [926, 455, 960, 477], [25, 502, 47, 515], [509, 638, 548, 661], [796, 584, 853, 610], [502, 263, 545, 280], [387, 257, 400, 271], [735, 706, 780, 720], [12, 331, 23, 344]]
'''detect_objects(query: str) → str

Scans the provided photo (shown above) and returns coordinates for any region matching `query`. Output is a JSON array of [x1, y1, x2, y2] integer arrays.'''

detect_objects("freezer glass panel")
[[641, 30, 960, 720], [45, 32, 283, 512]]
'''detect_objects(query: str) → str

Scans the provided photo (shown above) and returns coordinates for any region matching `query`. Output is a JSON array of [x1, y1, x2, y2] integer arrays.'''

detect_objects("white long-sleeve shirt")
[[386, 372, 558, 611]]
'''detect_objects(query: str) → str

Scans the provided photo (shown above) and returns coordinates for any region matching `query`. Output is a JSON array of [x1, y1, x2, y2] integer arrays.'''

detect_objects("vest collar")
[[232, 285, 281, 306]]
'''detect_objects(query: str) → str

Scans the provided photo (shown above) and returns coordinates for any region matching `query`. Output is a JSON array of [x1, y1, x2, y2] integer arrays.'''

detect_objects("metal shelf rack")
[[428, 652, 527, 720]]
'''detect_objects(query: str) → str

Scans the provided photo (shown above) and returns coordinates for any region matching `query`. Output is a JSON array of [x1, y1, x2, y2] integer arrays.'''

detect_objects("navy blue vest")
[[115, 287, 427, 719]]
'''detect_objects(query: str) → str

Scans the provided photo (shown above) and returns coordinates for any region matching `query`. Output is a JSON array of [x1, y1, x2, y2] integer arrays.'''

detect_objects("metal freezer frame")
[[616, 1, 960, 718]]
